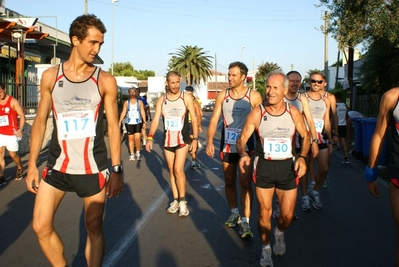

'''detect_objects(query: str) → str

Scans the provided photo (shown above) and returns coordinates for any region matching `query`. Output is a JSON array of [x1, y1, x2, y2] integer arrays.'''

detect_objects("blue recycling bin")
[[362, 118, 377, 157], [362, 117, 387, 164], [352, 118, 363, 155]]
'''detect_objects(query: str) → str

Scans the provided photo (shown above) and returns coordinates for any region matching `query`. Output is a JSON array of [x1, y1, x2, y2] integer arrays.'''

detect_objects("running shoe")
[[14, 168, 24, 180], [224, 212, 241, 227], [309, 190, 323, 210], [272, 201, 280, 219], [166, 200, 179, 214], [301, 196, 312, 211], [239, 222, 253, 238], [307, 181, 315, 194], [136, 153, 142, 161], [142, 140, 146, 146], [322, 176, 329, 189], [129, 154, 136, 161], [0, 176, 6, 186], [178, 201, 189, 217], [190, 161, 200, 169], [342, 157, 349, 164], [273, 228, 286, 256], [259, 247, 274, 267]]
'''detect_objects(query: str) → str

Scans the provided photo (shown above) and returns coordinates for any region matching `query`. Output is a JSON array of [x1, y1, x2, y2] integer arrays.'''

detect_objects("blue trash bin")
[[352, 118, 363, 155], [362, 118, 377, 157], [362, 118, 387, 165]]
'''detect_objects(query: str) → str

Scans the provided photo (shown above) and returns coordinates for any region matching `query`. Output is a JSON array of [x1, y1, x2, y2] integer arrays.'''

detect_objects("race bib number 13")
[[58, 110, 96, 140]]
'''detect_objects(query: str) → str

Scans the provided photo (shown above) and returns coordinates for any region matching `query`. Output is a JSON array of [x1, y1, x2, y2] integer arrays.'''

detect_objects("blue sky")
[[8, 0, 342, 78]]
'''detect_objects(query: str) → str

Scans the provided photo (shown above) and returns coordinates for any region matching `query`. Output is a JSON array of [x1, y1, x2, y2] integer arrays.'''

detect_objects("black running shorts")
[[42, 167, 109, 198], [253, 157, 296, 190]]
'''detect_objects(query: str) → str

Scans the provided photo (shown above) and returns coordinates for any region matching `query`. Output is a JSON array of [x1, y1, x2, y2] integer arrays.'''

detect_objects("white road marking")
[[102, 186, 170, 267]]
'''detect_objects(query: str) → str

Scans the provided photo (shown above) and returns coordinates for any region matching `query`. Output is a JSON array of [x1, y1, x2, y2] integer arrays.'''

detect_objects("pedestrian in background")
[[146, 71, 198, 217], [0, 82, 25, 184], [334, 91, 350, 163]]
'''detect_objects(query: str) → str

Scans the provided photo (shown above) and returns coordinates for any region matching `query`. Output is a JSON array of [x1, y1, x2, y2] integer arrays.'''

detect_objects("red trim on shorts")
[[98, 171, 106, 190], [391, 178, 399, 188], [84, 137, 92, 174], [59, 140, 69, 173]]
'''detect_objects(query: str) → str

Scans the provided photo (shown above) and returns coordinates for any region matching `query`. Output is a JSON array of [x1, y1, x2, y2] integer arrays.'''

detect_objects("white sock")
[[241, 217, 249, 224], [275, 227, 283, 235], [262, 244, 271, 250]]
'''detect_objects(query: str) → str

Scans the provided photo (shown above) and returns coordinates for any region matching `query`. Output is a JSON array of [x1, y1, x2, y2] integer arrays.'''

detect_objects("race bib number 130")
[[58, 110, 96, 140], [263, 137, 291, 159]]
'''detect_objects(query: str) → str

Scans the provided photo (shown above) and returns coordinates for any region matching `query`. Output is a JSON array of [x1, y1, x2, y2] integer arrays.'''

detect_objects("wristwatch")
[[311, 138, 318, 144], [112, 164, 123, 173]]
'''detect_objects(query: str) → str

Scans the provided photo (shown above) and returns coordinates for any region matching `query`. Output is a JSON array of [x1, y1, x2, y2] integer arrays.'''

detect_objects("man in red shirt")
[[0, 82, 25, 184]]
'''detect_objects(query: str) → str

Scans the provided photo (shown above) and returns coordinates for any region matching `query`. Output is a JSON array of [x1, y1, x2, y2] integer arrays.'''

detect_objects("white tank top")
[[256, 103, 295, 160]]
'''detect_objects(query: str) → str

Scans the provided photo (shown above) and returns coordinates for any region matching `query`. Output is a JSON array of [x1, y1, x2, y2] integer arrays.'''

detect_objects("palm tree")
[[168, 45, 213, 85]]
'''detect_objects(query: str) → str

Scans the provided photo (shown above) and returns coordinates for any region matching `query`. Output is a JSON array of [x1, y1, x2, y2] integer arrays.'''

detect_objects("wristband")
[[148, 134, 154, 138], [364, 166, 379, 182], [297, 155, 307, 160], [327, 141, 334, 145], [147, 137, 153, 141], [240, 153, 249, 158]]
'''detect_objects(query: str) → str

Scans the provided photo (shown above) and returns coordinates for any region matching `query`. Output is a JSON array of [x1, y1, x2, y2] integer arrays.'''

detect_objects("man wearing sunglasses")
[[303, 71, 333, 210], [283, 71, 319, 214]]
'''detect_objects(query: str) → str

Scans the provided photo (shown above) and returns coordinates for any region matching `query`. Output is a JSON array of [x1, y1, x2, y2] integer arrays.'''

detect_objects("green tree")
[[246, 62, 281, 97], [110, 62, 135, 76], [318, 0, 383, 108], [108, 62, 155, 80], [168, 45, 213, 85], [359, 1, 399, 94]]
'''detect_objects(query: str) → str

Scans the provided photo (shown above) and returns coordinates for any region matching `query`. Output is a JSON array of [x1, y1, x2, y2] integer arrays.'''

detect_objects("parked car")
[[202, 101, 215, 111]]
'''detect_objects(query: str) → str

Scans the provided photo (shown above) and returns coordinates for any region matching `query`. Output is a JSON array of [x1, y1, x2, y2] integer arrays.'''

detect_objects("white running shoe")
[[309, 190, 323, 210], [136, 153, 142, 161], [273, 228, 286, 256], [179, 201, 189, 217], [259, 246, 273, 267], [166, 200, 179, 214], [129, 154, 136, 161]]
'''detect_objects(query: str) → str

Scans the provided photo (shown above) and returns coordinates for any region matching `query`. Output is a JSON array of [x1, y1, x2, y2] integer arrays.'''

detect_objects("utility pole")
[[324, 11, 329, 90], [253, 58, 256, 91], [214, 53, 217, 96], [84, 0, 88, 14]]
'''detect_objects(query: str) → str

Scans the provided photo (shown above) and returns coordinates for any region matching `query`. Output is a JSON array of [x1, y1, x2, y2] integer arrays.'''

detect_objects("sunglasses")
[[311, 79, 323, 84]]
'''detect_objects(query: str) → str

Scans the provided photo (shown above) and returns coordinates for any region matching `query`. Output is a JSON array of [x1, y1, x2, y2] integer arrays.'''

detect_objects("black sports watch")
[[112, 165, 123, 173]]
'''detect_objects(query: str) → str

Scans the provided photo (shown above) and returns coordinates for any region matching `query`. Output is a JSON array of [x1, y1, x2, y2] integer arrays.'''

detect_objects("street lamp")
[[111, 0, 119, 75], [241, 46, 245, 62]]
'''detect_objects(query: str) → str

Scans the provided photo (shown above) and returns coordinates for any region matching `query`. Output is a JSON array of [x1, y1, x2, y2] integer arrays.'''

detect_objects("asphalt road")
[[0, 113, 395, 267]]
